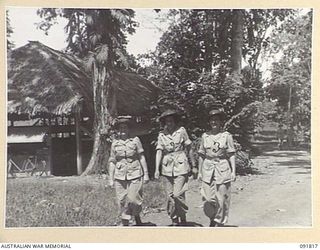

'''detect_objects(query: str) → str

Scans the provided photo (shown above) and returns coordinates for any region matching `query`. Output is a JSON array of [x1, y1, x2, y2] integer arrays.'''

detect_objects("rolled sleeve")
[[181, 127, 192, 146], [156, 134, 164, 151], [226, 133, 236, 153], [109, 142, 116, 163], [135, 137, 144, 154], [198, 135, 205, 156]]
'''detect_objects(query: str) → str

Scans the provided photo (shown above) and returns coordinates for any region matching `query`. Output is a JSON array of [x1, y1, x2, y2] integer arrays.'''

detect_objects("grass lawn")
[[5, 176, 167, 227]]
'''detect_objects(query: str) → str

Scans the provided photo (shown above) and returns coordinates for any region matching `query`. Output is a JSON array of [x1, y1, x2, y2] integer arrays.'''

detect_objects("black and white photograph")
[[5, 7, 312, 229]]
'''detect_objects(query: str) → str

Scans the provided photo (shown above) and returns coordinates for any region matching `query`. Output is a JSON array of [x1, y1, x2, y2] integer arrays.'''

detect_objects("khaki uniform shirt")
[[198, 131, 235, 184], [156, 127, 192, 177], [109, 136, 144, 181]]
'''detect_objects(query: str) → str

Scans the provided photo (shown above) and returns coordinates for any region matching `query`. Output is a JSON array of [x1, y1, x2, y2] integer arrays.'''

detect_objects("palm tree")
[[37, 8, 137, 175]]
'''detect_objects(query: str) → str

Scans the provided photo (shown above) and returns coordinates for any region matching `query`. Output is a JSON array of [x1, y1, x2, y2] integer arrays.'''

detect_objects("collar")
[[162, 127, 182, 136], [115, 137, 134, 145]]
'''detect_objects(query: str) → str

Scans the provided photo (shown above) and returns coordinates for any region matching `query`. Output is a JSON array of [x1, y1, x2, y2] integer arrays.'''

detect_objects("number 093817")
[[300, 244, 319, 248]]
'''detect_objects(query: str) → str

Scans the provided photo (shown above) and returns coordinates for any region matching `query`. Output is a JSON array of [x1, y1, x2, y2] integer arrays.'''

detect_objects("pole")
[[75, 106, 83, 175]]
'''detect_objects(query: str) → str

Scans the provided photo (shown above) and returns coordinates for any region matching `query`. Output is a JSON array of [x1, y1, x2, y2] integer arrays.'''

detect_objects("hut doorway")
[[51, 137, 77, 176]]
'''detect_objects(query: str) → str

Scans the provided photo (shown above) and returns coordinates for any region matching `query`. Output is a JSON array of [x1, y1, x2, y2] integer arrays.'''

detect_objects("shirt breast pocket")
[[203, 159, 214, 170], [126, 143, 136, 157], [114, 145, 126, 157], [164, 141, 174, 152], [128, 160, 140, 172], [175, 154, 188, 168], [173, 132, 182, 143], [116, 162, 125, 170], [203, 142, 212, 155], [218, 160, 230, 172]]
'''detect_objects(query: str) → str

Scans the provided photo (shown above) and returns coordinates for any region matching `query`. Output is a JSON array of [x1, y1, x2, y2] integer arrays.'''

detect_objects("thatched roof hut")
[[7, 41, 159, 121]]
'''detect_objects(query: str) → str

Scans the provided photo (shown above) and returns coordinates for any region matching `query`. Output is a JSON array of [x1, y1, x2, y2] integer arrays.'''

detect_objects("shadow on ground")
[[181, 221, 204, 227], [263, 150, 309, 157], [133, 221, 157, 226], [237, 167, 266, 176]]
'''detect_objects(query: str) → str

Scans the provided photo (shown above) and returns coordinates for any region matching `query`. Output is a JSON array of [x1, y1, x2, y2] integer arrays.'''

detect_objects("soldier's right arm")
[[108, 142, 116, 186], [155, 150, 162, 180], [197, 134, 206, 181], [155, 134, 164, 179]]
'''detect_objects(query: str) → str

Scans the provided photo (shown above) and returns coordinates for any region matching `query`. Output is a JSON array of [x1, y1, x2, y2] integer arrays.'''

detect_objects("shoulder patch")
[[202, 132, 209, 138], [134, 136, 141, 142], [179, 126, 186, 132], [113, 139, 120, 146], [223, 131, 230, 136]]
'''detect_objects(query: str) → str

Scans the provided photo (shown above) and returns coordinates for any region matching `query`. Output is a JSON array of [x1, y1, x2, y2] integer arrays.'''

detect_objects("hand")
[[154, 170, 160, 180], [231, 172, 236, 182], [192, 167, 198, 175], [197, 174, 202, 182], [109, 179, 114, 188], [144, 175, 150, 184]]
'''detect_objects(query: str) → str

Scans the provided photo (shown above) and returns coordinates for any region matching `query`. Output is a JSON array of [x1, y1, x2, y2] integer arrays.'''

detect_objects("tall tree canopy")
[[37, 8, 137, 175], [139, 9, 295, 147], [266, 11, 312, 142], [6, 10, 15, 51]]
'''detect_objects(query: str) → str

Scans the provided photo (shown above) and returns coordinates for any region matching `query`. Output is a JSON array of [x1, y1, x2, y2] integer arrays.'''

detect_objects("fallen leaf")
[[36, 199, 48, 206], [72, 207, 81, 213], [276, 208, 286, 212]]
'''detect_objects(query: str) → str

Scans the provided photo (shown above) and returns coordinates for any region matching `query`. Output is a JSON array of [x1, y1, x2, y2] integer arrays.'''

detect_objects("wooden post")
[[48, 120, 53, 176], [75, 107, 82, 175], [287, 82, 294, 147]]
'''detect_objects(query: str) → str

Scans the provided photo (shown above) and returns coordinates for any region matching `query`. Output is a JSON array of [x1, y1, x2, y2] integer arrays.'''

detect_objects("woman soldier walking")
[[154, 109, 196, 226], [108, 116, 149, 226], [197, 108, 236, 227]]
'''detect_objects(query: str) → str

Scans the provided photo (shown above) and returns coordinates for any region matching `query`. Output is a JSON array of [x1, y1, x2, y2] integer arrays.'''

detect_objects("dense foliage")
[[139, 9, 296, 149], [266, 11, 312, 143], [34, 8, 311, 174], [6, 10, 14, 51]]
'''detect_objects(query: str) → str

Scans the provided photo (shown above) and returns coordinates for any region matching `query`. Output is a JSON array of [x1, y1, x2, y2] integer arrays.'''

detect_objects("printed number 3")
[[212, 141, 221, 153], [300, 244, 319, 248]]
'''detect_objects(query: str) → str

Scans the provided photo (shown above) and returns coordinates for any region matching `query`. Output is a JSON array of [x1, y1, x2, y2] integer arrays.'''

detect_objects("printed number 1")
[[300, 244, 319, 248]]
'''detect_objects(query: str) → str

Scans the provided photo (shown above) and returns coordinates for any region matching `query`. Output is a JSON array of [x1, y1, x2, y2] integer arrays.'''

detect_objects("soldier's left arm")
[[182, 128, 196, 168], [226, 133, 236, 181], [139, 154, 149, 182], [135, 137, 149, 182], [229, 154, 236, 181]]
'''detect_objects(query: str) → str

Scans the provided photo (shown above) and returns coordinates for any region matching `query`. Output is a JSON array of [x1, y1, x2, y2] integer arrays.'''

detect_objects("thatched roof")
[[7, 41, 160, 120]]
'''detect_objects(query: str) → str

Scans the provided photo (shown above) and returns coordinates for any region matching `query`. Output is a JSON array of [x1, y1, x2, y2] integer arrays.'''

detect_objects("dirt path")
[[142, 149, 312, 227]]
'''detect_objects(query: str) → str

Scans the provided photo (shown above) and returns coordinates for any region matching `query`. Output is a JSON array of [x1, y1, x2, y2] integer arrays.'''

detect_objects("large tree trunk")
[[231, 9, 244, 76], [204, 10, 214, 73], [81, 57, 117, 176]]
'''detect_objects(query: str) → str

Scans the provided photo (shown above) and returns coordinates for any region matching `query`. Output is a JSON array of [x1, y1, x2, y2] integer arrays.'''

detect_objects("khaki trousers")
[[201, 180, 231, 225], [164, 174, 189, 219], [115, 177, 143, 220]]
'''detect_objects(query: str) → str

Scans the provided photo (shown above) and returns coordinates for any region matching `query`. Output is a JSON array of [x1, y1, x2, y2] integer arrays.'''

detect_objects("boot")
[[121, 219, 129, 226], [171, 217, 179, 226], [179, 214, 187, 226], [209, 219, 216, 227], [134, 215, 143, 226]]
